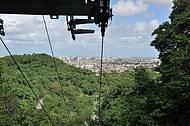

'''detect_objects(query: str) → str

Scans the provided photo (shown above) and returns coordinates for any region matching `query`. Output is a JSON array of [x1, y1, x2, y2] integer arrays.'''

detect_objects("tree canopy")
[[101, 0, 190, 125], [0, 54, 97, 126]]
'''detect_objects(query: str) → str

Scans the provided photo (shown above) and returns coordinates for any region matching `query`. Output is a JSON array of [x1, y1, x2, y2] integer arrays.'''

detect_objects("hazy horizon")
[[0, 53, 159, 58]]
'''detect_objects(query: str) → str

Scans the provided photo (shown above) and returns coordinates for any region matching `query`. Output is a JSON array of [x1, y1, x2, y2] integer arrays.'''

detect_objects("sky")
[[0, 0, 173, 57]]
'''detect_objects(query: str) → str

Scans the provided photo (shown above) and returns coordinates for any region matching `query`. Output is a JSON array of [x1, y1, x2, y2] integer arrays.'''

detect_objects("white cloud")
[[105, 19, 161, 51], [113, 0, 148, 16], [133, 22, 147, 32], [144, 11, 155, 18], [150, 19, 160, 29], [0, 14, 105, 56], [0, 14, 160, 56], [133, 19, 160, 33], [0, 15, 69, 44], [143, 0, 173, 5]]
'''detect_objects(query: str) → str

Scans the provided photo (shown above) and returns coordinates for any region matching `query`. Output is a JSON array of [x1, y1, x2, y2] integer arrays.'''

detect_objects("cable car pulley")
[[66, 0, 112, 40]]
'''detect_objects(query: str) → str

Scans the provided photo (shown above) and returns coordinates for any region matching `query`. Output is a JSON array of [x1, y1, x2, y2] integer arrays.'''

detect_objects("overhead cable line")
[[42, 15, 70, 121], [98, 36, 105, 126], [42, 15, 65, 95], [0, 37, 55, 126]]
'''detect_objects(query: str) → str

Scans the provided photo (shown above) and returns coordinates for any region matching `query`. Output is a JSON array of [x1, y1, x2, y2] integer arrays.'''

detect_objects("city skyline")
[[60, 56, 161, 73]]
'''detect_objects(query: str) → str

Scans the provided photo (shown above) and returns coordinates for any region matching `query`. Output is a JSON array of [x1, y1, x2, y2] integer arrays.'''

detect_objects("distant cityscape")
[[59, 56, 161, 73]]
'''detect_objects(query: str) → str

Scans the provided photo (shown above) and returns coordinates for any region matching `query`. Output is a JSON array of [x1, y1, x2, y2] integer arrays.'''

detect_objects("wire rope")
[[98, 36, 105, 126], [42, 15, 70, 125], [0, 37, 55, 126]]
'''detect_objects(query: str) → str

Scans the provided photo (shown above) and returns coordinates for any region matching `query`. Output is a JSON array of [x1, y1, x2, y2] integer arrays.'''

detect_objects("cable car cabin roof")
[[0, 0, 99, 17]]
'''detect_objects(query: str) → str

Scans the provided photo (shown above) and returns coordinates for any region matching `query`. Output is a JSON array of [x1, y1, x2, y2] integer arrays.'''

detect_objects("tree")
[[0, 61, 2, 84], [0, 54, 96, 126], [151, 0, 190, 125], [101, 68, 160, 126]]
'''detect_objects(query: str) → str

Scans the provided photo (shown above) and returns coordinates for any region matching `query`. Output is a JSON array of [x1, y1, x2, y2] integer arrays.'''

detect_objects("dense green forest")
[[101, 0, 190, 125], [0, 53, 161, 126], [0, 54, 98, 126], [0, 0, 190, 126]]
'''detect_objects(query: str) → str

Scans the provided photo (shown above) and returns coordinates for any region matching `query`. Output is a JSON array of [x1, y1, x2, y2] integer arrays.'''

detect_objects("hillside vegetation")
[[101, 0, 190, 125], [0, 54, 97, 126], [0, 54, 162, 126]]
